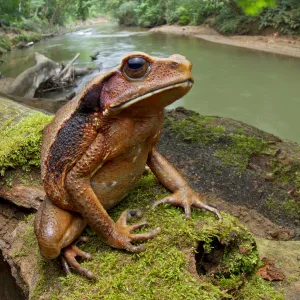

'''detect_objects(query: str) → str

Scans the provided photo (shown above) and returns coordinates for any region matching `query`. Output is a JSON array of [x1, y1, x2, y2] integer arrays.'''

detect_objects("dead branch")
[[56, 53, 80, 80]]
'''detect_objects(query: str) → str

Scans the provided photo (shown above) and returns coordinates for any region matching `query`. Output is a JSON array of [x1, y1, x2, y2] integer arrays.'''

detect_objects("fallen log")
[[7, 53, 59, 98], [0, 91, 68, 113], [42, 32, 56, 38], [16, 41, 34, 49]]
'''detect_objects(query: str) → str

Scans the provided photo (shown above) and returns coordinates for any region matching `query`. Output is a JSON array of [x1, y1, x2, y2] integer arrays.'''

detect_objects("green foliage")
[[116, 1, 138, 26], [0, 0, 23, 23], [10, 31, 42, 45], [237, 0, 276, 15], [11, 16, 48, 33], [135, 1, 166, 27], [0, 0, 94, 29], [259, 0, 300, 33], [76, 0, 91, 21], [114, 0, 166, 27], [0, 34, 12, 51], [100, 0, 300, 34]]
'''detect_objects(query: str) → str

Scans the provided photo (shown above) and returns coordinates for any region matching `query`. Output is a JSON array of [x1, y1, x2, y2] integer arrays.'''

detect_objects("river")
[[1, 23, 300, 143]]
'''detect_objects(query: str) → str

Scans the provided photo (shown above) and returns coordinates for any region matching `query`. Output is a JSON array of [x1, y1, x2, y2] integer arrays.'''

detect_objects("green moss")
[[238, 275, 284, 300], [0, 112, 52, 176], [214, 134, 268, 173], [265, 196, 300, 219], [271, 160, 300, 197], [169, 112, 269, 173], [17, 173, 280, 299], [170, 113, 225, 144]]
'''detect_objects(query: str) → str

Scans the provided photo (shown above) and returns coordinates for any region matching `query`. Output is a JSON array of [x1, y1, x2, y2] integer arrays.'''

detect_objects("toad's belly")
[[90, 145, 149, 210]]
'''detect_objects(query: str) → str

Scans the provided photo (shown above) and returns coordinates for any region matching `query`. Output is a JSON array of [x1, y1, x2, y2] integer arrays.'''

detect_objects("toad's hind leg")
[[34, 197, 93, 278]]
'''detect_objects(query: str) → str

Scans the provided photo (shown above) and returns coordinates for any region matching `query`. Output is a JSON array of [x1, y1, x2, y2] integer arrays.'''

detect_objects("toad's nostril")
[[169, 54, 192, 71], [169, 54, 187, 61]]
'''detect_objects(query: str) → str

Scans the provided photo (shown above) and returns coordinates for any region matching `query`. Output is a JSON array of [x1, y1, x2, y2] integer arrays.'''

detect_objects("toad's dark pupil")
[[127, 57, 145, 70]]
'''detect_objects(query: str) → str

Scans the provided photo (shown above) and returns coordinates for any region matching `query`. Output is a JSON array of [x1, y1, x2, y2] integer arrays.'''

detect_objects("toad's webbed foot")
[[109, 209, 160, 253], [61, 236, 94, 279], [152, 187, 222, 222]]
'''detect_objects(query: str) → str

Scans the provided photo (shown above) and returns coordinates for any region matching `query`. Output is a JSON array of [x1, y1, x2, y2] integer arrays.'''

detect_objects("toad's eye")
[[124, 56, 149, 79]]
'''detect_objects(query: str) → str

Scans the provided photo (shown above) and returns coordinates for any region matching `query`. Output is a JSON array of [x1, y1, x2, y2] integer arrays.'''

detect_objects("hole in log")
[[195, 238, 226, 276], [0, 251, 25, 300]]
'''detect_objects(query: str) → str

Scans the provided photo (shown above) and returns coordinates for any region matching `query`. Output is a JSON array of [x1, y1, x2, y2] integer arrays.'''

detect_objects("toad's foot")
[[152, 187, 222, 222], [61, 236, 94, 279], [109, 209, 160, 252]]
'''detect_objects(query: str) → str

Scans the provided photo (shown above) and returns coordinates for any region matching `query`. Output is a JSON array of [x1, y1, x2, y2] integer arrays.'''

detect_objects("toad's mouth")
[[108, 79, 194, 112]]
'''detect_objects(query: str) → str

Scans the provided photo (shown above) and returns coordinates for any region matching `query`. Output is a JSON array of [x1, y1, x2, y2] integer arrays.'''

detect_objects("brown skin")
[[34, 52, 221, 279]]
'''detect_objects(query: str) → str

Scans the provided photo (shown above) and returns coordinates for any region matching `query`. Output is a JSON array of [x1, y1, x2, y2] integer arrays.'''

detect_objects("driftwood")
[[56, 52, 80, 80], [7, 53, 60, 98], [16, 41, 34, 49], [35, 53, 88, 97], [4, 52, 95, 107], [42, 32, 56, 38]]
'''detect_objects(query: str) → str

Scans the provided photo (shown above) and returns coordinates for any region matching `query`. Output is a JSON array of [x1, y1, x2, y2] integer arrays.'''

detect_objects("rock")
[[0, 202, 39, 296], [0, 184, 44, 210], [0, 97, 51, 210], [1, 102, 298, 298], [256, 238, 300, 299], [158, 108, 300, 233]]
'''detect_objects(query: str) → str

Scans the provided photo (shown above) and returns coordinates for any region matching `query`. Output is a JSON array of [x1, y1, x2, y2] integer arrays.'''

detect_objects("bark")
[[49, 5, 59, 27]]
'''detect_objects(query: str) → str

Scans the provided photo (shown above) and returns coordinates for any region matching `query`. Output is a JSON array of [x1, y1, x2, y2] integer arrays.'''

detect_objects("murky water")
[[1, 23, 300, 143]]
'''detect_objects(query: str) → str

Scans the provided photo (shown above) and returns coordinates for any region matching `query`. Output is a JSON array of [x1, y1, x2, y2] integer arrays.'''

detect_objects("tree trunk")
[[41, 4, 48, 20], [34, 6, 39, 17], [49, 5, 59, 26]]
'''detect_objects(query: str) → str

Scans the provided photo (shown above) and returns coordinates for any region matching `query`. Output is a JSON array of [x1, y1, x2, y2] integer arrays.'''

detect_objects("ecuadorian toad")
[[34, 52, 221, 279]]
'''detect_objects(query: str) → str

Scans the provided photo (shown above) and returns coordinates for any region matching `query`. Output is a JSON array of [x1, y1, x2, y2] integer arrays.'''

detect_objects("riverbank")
[[0, 16, 110, 55], [150, 25, 300, 59]]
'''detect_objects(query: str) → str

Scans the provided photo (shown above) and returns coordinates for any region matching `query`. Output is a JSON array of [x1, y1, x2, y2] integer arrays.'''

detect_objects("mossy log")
[[1, 98, 299, 299]]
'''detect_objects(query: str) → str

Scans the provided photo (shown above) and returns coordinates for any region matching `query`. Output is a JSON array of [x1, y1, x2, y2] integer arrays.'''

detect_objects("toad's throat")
[[109, 79, 193, 111]]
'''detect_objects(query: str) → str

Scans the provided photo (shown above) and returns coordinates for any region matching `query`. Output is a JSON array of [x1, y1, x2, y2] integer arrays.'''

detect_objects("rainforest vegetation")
[[0, 0, 300, 40], [100, 0, 300, 34]]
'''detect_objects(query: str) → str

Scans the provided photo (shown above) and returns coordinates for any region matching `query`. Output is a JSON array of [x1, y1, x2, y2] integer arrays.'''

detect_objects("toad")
[[34, 52, 221, 279]]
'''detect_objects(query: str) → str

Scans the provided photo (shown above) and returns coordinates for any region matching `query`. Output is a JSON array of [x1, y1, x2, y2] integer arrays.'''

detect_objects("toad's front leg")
[[65, 135, 159, 256], [147, 148, 222, 221]]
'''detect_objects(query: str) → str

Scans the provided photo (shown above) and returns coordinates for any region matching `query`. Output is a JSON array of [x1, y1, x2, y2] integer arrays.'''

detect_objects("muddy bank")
[[150, 25, 300, 58]]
